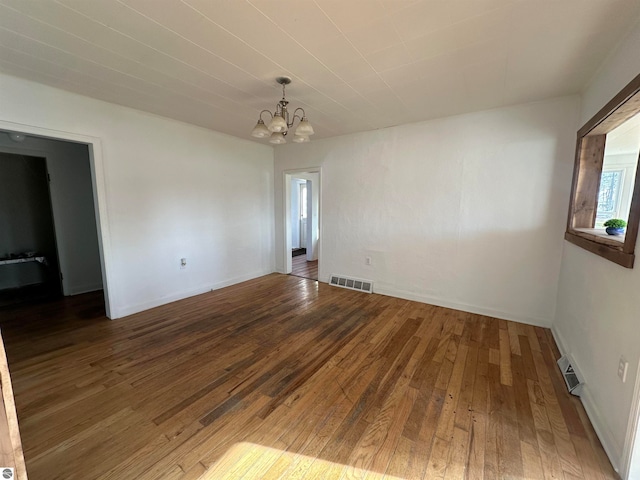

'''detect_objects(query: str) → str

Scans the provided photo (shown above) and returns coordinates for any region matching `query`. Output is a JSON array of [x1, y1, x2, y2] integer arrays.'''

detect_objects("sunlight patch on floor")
[[198, 442, 406, 479]]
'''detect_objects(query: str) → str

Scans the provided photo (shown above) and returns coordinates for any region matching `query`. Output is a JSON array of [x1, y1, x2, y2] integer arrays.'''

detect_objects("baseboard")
[[66, 283, 103, 296], [373, 285, 552, 328], [551, 325, 622, 474], [580, 387, 622, 473], [550, 325, 569, 356], [113, 269, 273, 319]]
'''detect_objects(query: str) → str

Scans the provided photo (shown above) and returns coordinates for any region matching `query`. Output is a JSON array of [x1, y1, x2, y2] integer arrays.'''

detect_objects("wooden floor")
[[291, 255, 318, 280], [0, 274, 616, 480]]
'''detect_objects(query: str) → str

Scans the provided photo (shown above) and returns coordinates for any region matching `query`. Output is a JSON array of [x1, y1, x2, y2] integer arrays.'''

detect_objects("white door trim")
[[283, 167, 321, 279], [622, 358, 640, 479]]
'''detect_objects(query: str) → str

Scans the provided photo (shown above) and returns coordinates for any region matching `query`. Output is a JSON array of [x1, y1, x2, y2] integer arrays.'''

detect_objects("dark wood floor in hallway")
[[291, 254, 318, 280], [0, 274, 616, 480]]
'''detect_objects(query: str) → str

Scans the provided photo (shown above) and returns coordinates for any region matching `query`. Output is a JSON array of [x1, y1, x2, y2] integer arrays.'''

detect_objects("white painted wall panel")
[[275, 96, 579, 326]]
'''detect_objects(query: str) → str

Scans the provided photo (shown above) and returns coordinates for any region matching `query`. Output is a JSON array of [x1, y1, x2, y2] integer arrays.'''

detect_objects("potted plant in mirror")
[[604, 218, 627, 236]]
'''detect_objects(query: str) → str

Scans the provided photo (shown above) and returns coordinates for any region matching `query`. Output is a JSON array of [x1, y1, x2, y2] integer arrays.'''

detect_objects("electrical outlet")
[[365, 256, 372, 266], [180, 258, 187, 269], [618, 356, 629, 383]]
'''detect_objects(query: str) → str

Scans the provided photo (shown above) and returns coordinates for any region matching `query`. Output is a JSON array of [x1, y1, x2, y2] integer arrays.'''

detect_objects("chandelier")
[[251, 76, 314, 144]]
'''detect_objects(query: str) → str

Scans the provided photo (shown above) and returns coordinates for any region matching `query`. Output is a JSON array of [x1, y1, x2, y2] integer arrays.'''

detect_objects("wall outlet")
[[180, 258, 187, 269], [618, 356, 629, 383], [365, 256, 372, 266]]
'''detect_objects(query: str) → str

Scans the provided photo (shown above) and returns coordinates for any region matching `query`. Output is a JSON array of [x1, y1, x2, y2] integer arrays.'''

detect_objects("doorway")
[[284, 169, 320, 281], [0, 126, 112, 317]]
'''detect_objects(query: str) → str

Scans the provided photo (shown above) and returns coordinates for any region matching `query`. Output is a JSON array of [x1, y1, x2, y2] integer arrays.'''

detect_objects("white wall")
[[46, 142, 103, 295], [275, 96, 580, 326], [553, 20, 640, 476], [0, 135, 103, 295], [305, 173, 319, 261], [0, 73, 275, 318]]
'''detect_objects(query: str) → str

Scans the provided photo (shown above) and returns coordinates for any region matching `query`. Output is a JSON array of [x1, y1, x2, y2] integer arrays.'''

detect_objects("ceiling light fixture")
[[251, 76, 314, 145]]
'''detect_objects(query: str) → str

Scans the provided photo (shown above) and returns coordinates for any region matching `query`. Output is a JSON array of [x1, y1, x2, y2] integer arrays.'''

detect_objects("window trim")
[[565, 72, 640, 268]]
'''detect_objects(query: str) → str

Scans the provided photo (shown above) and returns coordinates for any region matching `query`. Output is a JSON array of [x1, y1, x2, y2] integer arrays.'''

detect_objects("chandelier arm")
[[290, 107, 306, 125], [258, 110, 273, 122]]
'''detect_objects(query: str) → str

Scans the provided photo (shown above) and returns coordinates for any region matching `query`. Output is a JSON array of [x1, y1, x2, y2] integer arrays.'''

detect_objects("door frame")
[[622, 359, 640, 478], [299, 181, 308, 250], [283, 167, 321, 278], [0, 120, 115, 318]]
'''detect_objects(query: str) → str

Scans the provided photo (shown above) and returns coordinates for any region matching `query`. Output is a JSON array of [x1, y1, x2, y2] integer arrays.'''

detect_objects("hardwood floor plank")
[[507, 322, 522, 356], [529, 391, 565, 480], [511, 354, 537, 446], [382, 434, 413, 479], [351, 345, 421, 478], [498, 328, 513, 386], [520, 440, 545, 480], [467, 412, 486, 480], [444, 426, 470, 478], [0, 274, 617, 480], [519, 334, 539, 382], [484, 400, 500, 480], [435, 343, 469, 441], [454, 341, 478, 433], [572, 436, 609, 480], [290, 256, 318, 281], [424, 435, 450, 479], [530, 338, 584, 479]]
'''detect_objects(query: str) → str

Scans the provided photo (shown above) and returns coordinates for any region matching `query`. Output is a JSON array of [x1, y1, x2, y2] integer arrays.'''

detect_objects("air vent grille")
[[329, 274, 373, 294], [557, 355, 584, 397]]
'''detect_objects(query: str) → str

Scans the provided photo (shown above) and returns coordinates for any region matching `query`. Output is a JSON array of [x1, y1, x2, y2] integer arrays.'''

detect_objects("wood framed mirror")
[[565, 72, 640, 268]]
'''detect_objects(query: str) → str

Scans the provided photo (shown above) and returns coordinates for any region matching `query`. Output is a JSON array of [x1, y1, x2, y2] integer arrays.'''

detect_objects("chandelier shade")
[[269, 132, 287, 144], [251, 77, 314, 144], [294, 118, 314, 136], [250, 119, 270, 138], [292, 134, 310, 143], [268, 114, 288, 133]]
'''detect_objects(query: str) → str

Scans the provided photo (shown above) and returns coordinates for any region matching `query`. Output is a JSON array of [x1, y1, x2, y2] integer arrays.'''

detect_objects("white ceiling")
[[0, 0, 639, 143]]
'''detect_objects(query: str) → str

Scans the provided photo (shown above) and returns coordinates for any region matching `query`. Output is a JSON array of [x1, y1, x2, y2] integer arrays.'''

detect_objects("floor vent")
[[329, 274, 373, 294], [557, 355, 584, 396]]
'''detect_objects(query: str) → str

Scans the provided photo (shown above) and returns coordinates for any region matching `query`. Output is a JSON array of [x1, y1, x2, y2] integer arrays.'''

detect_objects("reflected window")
[[596, 170, 623, 226]]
